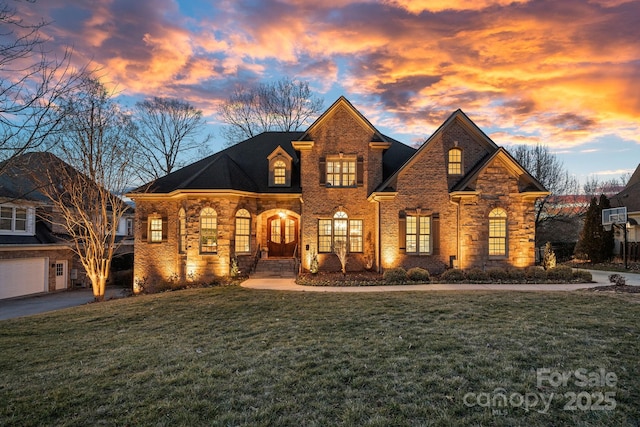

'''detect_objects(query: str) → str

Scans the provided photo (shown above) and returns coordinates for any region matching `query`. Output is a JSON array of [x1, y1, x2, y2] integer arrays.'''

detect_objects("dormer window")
[[0, 204, 34, 235], [268, 146, 293, 187], [273, 160, 286, 185], [448, 148, 462, 175]]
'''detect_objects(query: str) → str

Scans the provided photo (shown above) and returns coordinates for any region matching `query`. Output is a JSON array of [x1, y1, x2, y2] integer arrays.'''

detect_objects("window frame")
[[0, 205, 32, 234], [149, 217, 163, 243], [325, 157, 357, 187], [448, 148, 463, 175], [234, 209, 251, 254], [488, 208, 508, 257], [405, 214, 431, 255], [317, 211, 363, 253], [178, 208, 187, 254], [273, 160, 287, 185], [200, 207, 218, 254]]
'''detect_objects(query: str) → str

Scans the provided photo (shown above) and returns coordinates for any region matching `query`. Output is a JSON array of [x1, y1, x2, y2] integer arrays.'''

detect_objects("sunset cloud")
[[11, 0, 640, 178]]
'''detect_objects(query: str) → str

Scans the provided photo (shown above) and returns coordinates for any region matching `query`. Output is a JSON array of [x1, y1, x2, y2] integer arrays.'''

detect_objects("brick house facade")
[[129, 97, 547, 289]]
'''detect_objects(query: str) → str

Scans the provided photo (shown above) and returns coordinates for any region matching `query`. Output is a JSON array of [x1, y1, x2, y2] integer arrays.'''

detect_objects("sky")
[[18, 0, 640, 185]]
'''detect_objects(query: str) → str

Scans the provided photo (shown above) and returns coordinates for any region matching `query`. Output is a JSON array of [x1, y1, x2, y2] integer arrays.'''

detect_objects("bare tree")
[[38, 77, 135, 301], [509, 144, 581, 224], [0, 1, 88, 173], [132, 97, 211, 182], [219, 77, 323, 146]]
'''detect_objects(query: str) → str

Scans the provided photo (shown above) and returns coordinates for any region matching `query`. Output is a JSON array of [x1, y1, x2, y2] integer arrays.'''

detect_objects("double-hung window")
[[326, 158, 356, 187], [318, 211, 363, 253], [448, 148, 462, 175], [235, 209, 251, 254], [406, 215, 431, 254], [149, 217, 163, 242], [489, 208, 507, 256], [200, 208, 217, 253], [0, 206, 27, 232]]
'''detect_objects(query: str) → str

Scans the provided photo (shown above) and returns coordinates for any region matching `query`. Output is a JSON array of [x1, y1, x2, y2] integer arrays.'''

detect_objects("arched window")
[[489, 208, 507, 256], [318, 210, 363, 253], [448, 148, 462, 175], [178, 208, 186, 253], [235, 209, 251, 254], [200, 207, 217, 253], [273, 160, 286, 185]]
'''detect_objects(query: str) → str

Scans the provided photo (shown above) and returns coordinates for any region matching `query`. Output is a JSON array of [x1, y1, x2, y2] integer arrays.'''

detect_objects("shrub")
[[383, 267, 408, 284], [572, 270, 593, 282], [441, 268, 465, 282], [487, 267, 509, 281], [466, 268, 488, 281], [507, 268, 526, 281], [546, 266, 573, 281], [609, 274, 626, 286], [407, 267, 430, 282], [525, 266, 547, 281]]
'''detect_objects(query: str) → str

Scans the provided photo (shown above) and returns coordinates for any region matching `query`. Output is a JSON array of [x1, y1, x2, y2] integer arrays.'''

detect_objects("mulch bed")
[[583, 284, 640, 293]]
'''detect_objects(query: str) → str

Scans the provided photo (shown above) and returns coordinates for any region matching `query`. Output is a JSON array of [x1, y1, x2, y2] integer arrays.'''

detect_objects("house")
[[0, 152, 134, 299], [128, 97, 548, 289], [611, 164, 640, 261]]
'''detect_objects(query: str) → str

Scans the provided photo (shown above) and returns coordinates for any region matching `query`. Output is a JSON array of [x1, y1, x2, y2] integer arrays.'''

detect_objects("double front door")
[[267, 215, 298, 257]]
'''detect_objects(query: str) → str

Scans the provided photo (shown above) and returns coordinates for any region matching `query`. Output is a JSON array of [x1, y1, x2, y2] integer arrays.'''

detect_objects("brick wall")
[[299, 104, 383, 272]]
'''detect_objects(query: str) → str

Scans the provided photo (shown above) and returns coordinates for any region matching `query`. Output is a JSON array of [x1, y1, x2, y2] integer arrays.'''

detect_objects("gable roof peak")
[[298, 95, 388, 143]]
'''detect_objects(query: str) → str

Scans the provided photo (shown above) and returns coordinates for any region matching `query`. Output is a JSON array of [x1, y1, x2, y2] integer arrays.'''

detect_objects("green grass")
[[1, 287, 639, 426]]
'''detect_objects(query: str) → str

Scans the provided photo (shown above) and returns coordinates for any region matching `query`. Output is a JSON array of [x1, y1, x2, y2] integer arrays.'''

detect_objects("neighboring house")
[[611, 164, 640, 261], [128, 97, 548, 289], [0, 152, 134, 299]]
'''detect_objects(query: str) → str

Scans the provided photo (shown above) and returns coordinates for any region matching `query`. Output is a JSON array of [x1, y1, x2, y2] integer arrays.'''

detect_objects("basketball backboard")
[[602, 207, 627, 231]]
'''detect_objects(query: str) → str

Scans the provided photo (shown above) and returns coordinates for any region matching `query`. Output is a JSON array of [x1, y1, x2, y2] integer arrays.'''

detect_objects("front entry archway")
[[267, 214, 298, 257]]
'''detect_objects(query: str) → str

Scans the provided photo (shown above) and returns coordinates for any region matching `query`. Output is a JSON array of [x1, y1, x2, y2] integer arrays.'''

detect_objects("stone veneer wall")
[[133, 194, 301, 287]]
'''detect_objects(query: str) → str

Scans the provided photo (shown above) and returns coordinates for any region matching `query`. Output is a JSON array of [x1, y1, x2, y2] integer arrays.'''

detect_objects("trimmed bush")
[[609, 274, 626, 286], [487, 267, 509, 281], [441, 268, 465, 282], [466, 268, 488, 281], [383, 267, 408, 284], [572, 270, 593, 283], [507, 268, 526, 281], [525, 266, 547, 280], [546, 266, 573, 281], [407, 267, 430, 282]]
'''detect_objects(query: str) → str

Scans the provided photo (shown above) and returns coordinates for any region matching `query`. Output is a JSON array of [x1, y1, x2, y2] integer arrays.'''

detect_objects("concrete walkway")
[[241, 269, 640, 292]]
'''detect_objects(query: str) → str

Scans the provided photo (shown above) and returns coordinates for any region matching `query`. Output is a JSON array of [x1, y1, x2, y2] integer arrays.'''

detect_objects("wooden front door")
[[267, 215, 298, 257]]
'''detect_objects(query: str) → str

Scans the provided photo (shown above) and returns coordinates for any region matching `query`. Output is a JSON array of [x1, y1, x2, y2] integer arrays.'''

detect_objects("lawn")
[[1, 287, 639, 426]]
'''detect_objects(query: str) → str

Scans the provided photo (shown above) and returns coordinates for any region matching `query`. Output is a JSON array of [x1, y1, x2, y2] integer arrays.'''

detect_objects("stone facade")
[[130, 97, 547, 289]]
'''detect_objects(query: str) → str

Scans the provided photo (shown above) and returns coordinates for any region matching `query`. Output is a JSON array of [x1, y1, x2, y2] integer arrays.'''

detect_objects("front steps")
[[251, 258, 297, 278]]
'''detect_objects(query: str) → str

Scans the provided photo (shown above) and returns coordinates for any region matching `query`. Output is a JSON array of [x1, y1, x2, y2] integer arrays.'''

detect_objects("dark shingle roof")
[[612, 164, 640, 212], [136, 131, 416, 195], [141, 132, 303, 194], [0, 152, 61, 202]]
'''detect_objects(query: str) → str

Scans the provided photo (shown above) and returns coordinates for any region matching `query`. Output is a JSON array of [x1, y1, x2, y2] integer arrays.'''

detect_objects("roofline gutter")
[[0, 243, 73, 252], [127, 189, 303, 200]]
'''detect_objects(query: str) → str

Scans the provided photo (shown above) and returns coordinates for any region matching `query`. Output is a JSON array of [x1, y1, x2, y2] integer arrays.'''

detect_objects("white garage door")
[[0, 258, 47, 300]]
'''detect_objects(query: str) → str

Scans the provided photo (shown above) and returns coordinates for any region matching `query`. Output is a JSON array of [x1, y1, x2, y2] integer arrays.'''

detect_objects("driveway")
[[0, 287, 122, 321]]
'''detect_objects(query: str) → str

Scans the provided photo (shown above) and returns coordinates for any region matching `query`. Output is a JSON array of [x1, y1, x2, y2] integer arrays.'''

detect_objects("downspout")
[[376, 199, 381, 273], [449, 197, 461, 269]]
